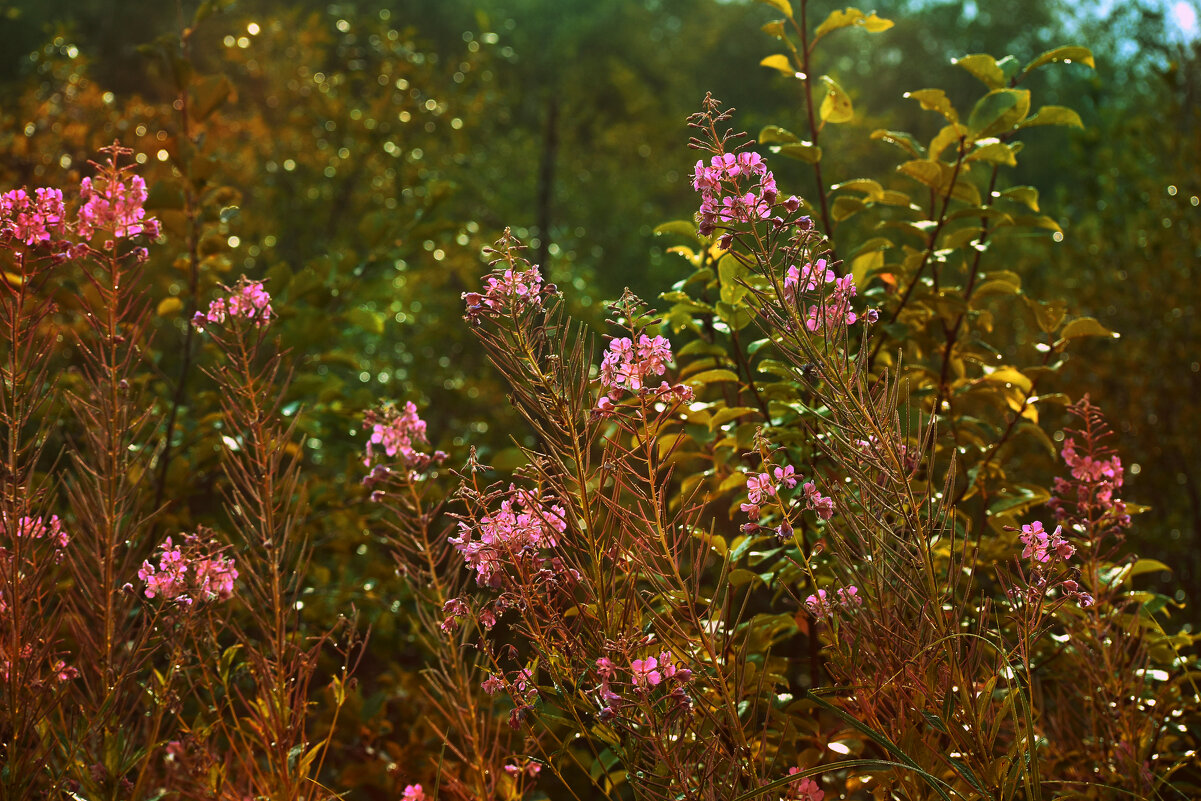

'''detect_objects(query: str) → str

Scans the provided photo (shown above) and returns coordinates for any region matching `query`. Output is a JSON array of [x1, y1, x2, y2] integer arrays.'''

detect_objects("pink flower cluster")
[[1048, 409, 1130, 534], [1014, 521, 1093, 607], [450, 486, 567, 587], [783, 259, 860, 331], [595, 649, 694, 720], [805, 585, 861, 618], [785, 770, 825, 801], [401, 784, 425, 801], [462, 265, 546, 317], [0, 188, 66, 246], [77, 172, 159, 239], [193, 277, 273, 332], [6, 514, 69, 549], [137, 535, 238, 605], [693, 151, 781, 235], [1019, 521, 1075, 564], [596, 333, 694, 412], [363, 401, 433, 468]]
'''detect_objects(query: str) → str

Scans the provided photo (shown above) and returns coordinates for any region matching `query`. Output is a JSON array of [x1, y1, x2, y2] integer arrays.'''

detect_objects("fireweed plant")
[[0, 147, 356, 800], [370, 105, 1197, 800]]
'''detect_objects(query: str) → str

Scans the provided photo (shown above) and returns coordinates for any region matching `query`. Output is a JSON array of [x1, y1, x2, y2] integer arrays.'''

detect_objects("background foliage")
[[0, 0, 1198, 796]]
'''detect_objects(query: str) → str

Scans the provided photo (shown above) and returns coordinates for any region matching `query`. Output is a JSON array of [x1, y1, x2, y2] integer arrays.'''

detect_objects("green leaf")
[[716, 301, 755, 331], [1023, 45, 1095, 74], [760, 54, 796, 76], [998, 185, 1039, 212], [759, 125, 800, 145], [755, 0, 793, 18], [897, 160, 942, 190], [719, 255, 751, 304], [905, 88, 959, 123], [952, 53, 1005, 89], [761, 19, 787, 38], [814, 8, 893, 43], [871, 129, 925, 158], [774, 142, 822, 163], [1019, 105, 1084, 129], [1128, 559, 1172, 578], [1059, 316, 1119, 340], [831, 196, 864, 222], [967, 89, 1031, 137], [686, 368, 742, 386], [967, 139, 1018, 166], [1023, 296, 1067, 333], [819, 75, 854, 123], [654, 220, 700, 240], [929, 123, 968, 160]]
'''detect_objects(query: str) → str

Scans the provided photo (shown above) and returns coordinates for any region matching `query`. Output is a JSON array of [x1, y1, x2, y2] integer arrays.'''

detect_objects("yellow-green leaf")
[[1059, 316, 1119, 340], [762, 19, 787, 38], [774, 142, 822, 163], [653, 220, 700, 240], [832, 196, 864, 222], [687, 369, 742, 385], [1019, 105, 1084, 129], [967, 89, 1031, 137], [1023, 45, 1095, 74], [967, 139, 1018, 166], [819, 75, 854, 123], [998, 185, 1039, 212], [871, 129, 924, 158], [952, 54, 1005, 89], [814, 8, 892, 43], [755, 0, 793, 19], [905, 88, 959, 123], [760, 54, 796, 76], [759, 125, 800, 145]]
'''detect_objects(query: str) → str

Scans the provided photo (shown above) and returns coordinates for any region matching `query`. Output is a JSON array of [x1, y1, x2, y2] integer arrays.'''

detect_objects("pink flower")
[[773, 465, 798, 489], [786, 769, 825, 801], [746, 472, 776, 505], [463, 265, 545, 315], [803, 481, 835, 520], [138, 534, 237, 605], [598, 333, 678, 405], [450, 486, 567, 587], [193, 277, 273, 331], [363, 401, 431, 467], [0, 187, 67, 246], [631, 656, 662, 688], [693, 149, 778, 235], [402, 784, 426, 801], [1019, 521, 1074, 564], [77, 172, 158, 239]]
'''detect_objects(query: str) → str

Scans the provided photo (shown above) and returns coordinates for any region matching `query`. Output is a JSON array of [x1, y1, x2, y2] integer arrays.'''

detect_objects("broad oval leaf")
[[755, 0, 794, 18], [1023, 45, 1095, 74], [1019, 105, 1084, 129], [952, 54, 1005, 89], [1059, 316, 1119, 340], [760, 54, 797, 77], [905, 88, 959, 123], [819, 75, 854, 123], [967, 89, 1031, 137], [759, 125, 800, 145]]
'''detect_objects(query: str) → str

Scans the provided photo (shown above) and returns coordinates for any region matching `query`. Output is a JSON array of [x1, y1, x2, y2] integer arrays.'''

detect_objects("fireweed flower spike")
[[192, 276, 274, 332], [693, 149, 778, 235], [138, 534, 238, 605], [0, 187, 67, 247]]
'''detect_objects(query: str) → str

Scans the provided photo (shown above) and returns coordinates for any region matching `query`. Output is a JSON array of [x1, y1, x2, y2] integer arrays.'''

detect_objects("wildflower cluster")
[[1048, 396, 1131, 536], [76, 170, 159, 240], [594, 649, 694, 722], [1012, 521, 1093, 607], [450, 486, 567, 587], [0, 188, 67, 247], [740, 461, 834, 534], [692, 150, 783, 235], [362, 400, 446, 469], [462, 263, 548, 319], [785, 770, 826, 801], [783, 259, 861, 332], [3, 514, 69, 550], [804, 585, 862, 619], [192, 277, 274, 332], [137, 534, 238, 605], [597, 334, 675, 403]]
